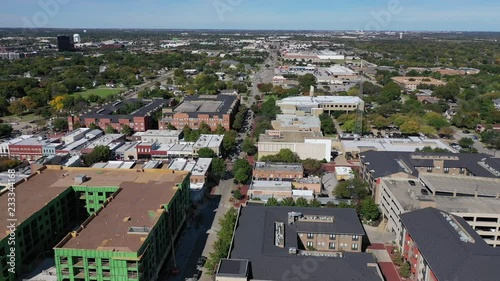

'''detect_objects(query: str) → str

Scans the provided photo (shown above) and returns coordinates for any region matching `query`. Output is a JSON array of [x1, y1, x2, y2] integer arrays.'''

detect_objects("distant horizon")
[[2, 0, 499, 32], [2, 27, 500, 34]]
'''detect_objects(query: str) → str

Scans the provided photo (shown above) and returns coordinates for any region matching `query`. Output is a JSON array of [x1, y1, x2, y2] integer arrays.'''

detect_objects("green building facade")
[[0, 171, 190, 281], [53, 174, 190, 281]]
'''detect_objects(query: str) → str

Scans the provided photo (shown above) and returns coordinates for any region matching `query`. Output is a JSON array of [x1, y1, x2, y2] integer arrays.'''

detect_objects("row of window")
[[306, 241, 359, 250], [305, 233, 359, 241]]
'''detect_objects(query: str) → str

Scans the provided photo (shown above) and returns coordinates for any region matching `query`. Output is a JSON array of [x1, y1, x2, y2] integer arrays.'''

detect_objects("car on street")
[[408, 180, 416, 186]]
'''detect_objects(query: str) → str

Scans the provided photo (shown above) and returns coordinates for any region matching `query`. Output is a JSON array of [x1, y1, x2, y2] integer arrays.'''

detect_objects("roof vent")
[[74, 174, 88, 184]]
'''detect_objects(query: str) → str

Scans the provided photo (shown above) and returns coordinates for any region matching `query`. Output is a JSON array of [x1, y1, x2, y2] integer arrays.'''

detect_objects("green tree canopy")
[[360, 198, 381, 221], [295, 197, 309, 207], [83, 145, 111, 166], [53, 118, 69, 132], [198, 148, 217, 158], [281, 197, 295, 206], [266, 197, 279, 206]]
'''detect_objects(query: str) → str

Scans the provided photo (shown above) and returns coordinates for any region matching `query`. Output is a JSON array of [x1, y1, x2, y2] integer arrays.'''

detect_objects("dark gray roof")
[[400, 208, 500, 281], [171, 94, 238, 118], [217, 259, 248, 277], [229, 205, 381, 281], [79, 98, 169, 122], [361, 151, 500, 179]]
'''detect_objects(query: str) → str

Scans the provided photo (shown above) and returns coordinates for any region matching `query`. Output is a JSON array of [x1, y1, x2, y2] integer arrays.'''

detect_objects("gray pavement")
[[452, 127, 498, 157], [363, 224, 396, 244]]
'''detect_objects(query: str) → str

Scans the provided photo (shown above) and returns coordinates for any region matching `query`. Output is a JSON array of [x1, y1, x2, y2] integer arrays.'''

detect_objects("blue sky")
[[2, 0, 499, 31]]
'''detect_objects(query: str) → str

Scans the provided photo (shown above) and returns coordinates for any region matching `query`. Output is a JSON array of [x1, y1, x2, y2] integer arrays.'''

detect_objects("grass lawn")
[[77, 87, 125, 99], [263, 95, 278, 102], [2, 113, 42, 123]]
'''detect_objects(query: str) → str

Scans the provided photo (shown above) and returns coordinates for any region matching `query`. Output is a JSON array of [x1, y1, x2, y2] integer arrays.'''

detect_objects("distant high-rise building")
[[399, 32, 403, 39], [73, 33, 81, 44], [57, 35, 74, 52]]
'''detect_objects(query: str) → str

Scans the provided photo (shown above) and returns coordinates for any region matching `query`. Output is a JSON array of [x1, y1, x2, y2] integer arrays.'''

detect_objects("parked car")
[[408, 180, 416, 186]]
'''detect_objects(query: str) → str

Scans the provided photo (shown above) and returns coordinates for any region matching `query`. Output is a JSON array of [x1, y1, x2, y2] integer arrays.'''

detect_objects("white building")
[[132, 130, 182, 145], [276, 96, 364, 116], [193, 134, 224, 156]]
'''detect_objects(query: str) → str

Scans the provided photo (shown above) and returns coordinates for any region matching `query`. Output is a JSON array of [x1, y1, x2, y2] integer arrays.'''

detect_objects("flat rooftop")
[[342, 137, 452, 152], [273, 114, 321, 130], [0, 167, 188, 255], [133, 130, 182, 138], [276, 96, 363, 107], [420, 174, 500, 198], [169, 94, 238, 118], [84, 134, 124, 149], [254, 162, 304, 173], [193, 134, 223, 149], [382, 178, 500, 214], [57, 168, 187, 252], [230, 206, 379, 281], [250, 180, 292, 191], [258, 130, 324, 143]]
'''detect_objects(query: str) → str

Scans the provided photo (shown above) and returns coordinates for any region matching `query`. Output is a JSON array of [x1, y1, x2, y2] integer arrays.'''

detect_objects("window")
[[444, 167, 449, 174], [329, 242, 335, 249], [307, 233, 314, 239], [352, 235, 359, 241], [329, 234, 336, 240], [307, 241, 313, 247], [351, 243, 358, 250], [427, 167, 433, 172]]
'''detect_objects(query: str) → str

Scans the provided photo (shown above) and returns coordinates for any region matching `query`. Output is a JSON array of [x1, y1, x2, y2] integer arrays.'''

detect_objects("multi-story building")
[[271, 115, 321, 132], [192, 134, 224, 156], [57, 35, 74, 52], [391, 76, 446, 91], [399, 208, 500, 281], [68, 99, 170, 132], [257, 130, 332, 161], [62, 128, 91, 144], [8, 136, 62, 161], [80, 134, 125, 154], [0, 165, 190, 281], [168, 157, 212, 202], [0, 135, 33, 156], [378, 175, 500, 247], [360, 151, 500, 195], [159, 94, 240, 131], [131, 130, 183, 144], [276, 96, 364, 116], [216, 205, 383, 281], [253, 162, 304, 180]]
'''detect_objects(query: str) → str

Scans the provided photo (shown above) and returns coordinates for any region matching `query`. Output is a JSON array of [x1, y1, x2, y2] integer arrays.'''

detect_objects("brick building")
[[68, 99, 170, 132], [159, 94, 240, 131], [399, 208, 500, 281], [215, 205, 382, 281]]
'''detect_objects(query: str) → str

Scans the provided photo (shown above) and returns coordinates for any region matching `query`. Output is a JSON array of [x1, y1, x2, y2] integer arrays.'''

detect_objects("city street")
[[160, 179, 234, 281], [452, 128, 498, 157]]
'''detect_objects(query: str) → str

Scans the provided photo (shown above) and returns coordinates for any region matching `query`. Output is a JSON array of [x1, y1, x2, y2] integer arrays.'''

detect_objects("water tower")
[[73, 33, 81, 44]]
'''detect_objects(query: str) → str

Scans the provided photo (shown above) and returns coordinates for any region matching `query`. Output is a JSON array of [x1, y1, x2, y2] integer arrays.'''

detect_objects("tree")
[[120, 124, 134, 136], [257, 83, 273, 93], [0, 124, 13, 138], [88, 123, 100, 130], [302, 158, 322, 176], [423, 112, 449, 130], [199, 122, 212, 134], [319, 113, 336, 135], [400, 120, 420, 135], [223, 130, 238, 154], [52, 118, 69, 132], [360, 198, 380, 221], [298, 74, 316, 91], [325, 201, 336, 208], [341, 119, 356, 133], [166, 123, 176, 130], [260, 149, 300, 163], [334, 178, 369, 199], [198, 148, 217, 158], [105, 124, 117, 134], [295, 197, 309, 207], [458, 137, 474, 148], [266, 197, 279, 206], [309, 198, 322, 208], [281, 197, 295, 206], [242, 138, 257, 156], [370, 115, 390, 129], [211, 158, 226, 178], [438, 126, 455, 138], [233, 158, 252, 184], [399, 262, 411, 278], [233, 189, 242, 200], [7, 100, 25, 115], [420, 125, 437, 136], [205, 208, 238, 273], [83, 145, 111, 166]]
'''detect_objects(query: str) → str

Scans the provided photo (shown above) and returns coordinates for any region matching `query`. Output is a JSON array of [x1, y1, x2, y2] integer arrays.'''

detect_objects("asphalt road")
[[452, 128, 498, 156]]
